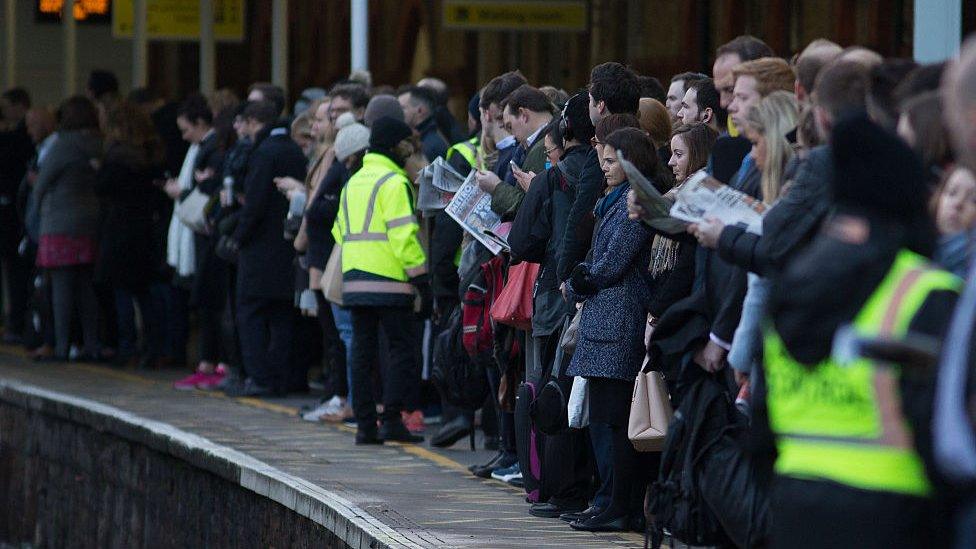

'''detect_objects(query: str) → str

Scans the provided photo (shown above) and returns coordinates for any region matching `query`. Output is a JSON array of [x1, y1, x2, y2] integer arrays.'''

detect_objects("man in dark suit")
[[227, 101, 307, 397]]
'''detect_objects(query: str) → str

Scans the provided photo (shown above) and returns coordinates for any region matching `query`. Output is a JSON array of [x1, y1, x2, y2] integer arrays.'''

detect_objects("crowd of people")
[[3, 30, 976, 548]]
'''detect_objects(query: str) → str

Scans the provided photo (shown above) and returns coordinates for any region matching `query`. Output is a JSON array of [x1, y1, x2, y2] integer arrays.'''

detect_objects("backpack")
[[648, 374, 735, 548], [431, 308, 490, 411], [462, 255, 505, 357]]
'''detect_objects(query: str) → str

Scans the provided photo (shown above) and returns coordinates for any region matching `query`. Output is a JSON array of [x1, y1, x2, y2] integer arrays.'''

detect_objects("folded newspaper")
[[416, 157, 466, 213], [670, 171, 767, 234], [618, 151, 766, 235], [445, 171, 504, 255]]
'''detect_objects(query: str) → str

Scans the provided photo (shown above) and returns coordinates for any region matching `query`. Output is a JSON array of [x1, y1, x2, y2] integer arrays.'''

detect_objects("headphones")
[[559, 92, 584, 141]]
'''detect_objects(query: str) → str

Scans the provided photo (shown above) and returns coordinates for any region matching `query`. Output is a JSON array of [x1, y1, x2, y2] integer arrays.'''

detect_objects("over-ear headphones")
[[560, 92, 583, 141]]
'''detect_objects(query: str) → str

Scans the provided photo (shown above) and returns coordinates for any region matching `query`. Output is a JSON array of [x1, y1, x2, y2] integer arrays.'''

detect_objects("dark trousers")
[[1, 252, 31, 337], [349, 306, 419, 430], [236, 296, 294, 391], [167, 285, 191, 364], [541, 339, 592, 508], [314, 290, 347, 398], [770, 476, 944, 549], [115, 288, 163, 359], [605, 422, 656, 518], [49, 265, 99, 358], [485, 357, 517, 455], [198, 304, 224, 363], [588, 422, 613, 509]]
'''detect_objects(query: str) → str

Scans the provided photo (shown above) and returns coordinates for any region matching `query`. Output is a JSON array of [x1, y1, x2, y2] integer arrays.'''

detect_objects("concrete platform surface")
[[0, 348, 647, 548]]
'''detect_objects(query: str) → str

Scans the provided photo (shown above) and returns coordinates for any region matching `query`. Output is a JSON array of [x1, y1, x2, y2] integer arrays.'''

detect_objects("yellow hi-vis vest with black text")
[[445, 136, 480, 170], [764, 250, 961, 497], [331, 153, 427, 305]]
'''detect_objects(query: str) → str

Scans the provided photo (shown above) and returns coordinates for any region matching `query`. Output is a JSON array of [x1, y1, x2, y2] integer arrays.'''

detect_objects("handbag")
[[628, 359, 673, 452], [567, 376, 589, 428], [560, 305, 583, 355], [320, 244, 343, 306], [489, 261, 540, 330], [176, 187, 211, 234]]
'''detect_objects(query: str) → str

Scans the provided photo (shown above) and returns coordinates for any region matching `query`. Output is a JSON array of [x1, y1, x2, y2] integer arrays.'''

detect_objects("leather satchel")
[[176, 187, 211, 234], [489, 261, 540, 330], [321, 244, 344, 306], [628, 361, 673, 452]]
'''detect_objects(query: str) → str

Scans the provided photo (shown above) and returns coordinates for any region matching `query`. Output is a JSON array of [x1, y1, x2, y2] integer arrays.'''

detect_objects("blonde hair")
[[744, 90, 798, 202]]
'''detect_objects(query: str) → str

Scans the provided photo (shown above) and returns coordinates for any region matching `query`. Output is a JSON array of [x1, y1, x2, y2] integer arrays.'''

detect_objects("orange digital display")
[[37, 0, 111, 21]]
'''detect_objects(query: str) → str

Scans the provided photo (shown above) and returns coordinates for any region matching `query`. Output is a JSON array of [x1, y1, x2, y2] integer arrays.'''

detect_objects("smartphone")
[[509, 160, 521, 172]]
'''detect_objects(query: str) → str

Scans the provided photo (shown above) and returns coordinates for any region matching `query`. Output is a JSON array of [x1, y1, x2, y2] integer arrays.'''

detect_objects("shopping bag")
[[567, 376, 589, 428]]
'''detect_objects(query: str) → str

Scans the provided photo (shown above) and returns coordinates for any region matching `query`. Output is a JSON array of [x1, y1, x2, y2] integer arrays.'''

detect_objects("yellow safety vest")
[[764, 250, 961, 497], [331, 153, 427, 304], [445, 136, 480, 170]]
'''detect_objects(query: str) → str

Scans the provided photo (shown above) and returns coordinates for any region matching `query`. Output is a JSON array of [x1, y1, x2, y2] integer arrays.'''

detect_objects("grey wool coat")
[[566, 185, 654, 381], [32, 130, 102, 238]]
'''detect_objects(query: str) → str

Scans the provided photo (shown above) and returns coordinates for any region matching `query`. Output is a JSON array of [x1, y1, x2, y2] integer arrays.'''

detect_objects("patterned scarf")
[[648, 182, 684, 277]]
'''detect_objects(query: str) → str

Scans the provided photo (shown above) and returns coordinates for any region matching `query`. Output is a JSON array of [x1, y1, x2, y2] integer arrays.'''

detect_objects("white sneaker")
[[301, 395, 344, 422]]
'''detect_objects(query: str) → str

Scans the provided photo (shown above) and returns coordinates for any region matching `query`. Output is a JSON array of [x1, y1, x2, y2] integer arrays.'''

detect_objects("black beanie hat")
[[562, 91, 595, 144], [831, 112, 928, 224], [468, 92, 481, 122], [369, 116, 413, 150]]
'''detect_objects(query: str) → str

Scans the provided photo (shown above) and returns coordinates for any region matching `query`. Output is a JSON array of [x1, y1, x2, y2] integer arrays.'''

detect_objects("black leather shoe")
[[468, 451, 504, 473], [355, 428, 383, 445], [569, 513, 629, 532], [472, 452, 517, 478], [559, 505, 602, 523], [529, 501, 587, 519], [430, 415, 472, 448], [379, 420, 424, 443]]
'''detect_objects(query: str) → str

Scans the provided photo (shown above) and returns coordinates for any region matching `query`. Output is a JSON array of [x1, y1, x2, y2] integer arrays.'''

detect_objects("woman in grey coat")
[[566, 128, 667, 532], [31, 96, 102, 360]]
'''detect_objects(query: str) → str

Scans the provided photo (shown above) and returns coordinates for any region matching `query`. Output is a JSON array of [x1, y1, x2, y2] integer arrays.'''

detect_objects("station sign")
[[443, 0, 588, 32], [112, 0, 245, 42]]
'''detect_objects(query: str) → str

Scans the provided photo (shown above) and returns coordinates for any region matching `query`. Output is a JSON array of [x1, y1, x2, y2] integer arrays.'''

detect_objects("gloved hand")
[[411, 275, 433, 319], [570, 264, 598, 296], [215, 235, 240, 263]]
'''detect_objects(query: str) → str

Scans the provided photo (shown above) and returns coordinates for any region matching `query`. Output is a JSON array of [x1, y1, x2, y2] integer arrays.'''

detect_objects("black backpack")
[[649, 375, 736, 548], [431, 308, 490, 411]]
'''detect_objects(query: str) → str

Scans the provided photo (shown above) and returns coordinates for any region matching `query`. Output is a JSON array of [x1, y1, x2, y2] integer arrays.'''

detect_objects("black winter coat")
[[94, 142, 161, 291], [233, 124, 307, 300], [557, 147, 602, 282]]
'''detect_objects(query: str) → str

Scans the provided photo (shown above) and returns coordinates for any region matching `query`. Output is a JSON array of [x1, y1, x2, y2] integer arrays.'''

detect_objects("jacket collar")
[[253, 121, 290, 148], [362, 151, 407, 177]]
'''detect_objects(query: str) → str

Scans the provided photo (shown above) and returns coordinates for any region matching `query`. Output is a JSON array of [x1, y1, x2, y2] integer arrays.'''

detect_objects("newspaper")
[[670, 171, 767, 234], [445, 171, 504, 255], [416, 158, 466, 213], [618, 153, 688, 235]]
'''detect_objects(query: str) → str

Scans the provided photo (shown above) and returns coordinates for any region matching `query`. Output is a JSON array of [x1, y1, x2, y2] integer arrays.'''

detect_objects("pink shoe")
[[173, 371, 211, 390], [195, 366, 228, 390], [402, 410, 426, 433]]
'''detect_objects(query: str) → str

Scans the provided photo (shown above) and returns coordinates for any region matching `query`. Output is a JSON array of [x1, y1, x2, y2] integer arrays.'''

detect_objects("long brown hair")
[[605, 127, 675, 193], [671, 123, 718, 176], [102, 100, 162, 165]]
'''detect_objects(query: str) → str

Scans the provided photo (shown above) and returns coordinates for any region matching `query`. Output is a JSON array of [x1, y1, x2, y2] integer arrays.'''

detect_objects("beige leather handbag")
[[321, 244, 344, 306], [628, 361, 673, 452]]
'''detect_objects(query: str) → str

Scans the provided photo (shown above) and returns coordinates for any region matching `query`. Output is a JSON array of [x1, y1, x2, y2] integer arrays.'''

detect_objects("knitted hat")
[[333, 112, 371, 163], [831, 112, 926, 223], [364, 95, 404, 127], [369, 116, 413, 151]]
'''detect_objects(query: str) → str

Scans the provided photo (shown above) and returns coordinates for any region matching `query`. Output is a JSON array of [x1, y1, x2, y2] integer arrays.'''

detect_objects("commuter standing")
[[332, 117, 431, 445], [228, 101, 307, 396]]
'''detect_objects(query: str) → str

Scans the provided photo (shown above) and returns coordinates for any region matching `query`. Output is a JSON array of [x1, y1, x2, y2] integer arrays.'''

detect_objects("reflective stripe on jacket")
[[332, 152, 427, 307], [764, 249, 961, 496]]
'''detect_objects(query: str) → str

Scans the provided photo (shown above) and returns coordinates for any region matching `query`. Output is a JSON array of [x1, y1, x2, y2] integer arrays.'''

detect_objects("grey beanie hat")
[[364, 94, 404, 127], [333, 112, 371, 162]]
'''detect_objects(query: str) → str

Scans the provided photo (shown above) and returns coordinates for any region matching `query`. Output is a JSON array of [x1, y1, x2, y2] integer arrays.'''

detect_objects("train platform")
[[0, 347, 647, 548]]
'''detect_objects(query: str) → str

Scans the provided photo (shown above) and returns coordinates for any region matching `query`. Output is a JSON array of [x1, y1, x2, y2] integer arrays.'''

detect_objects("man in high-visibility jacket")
[[332, 116, 432, 445], [760, 114, 960, 548]]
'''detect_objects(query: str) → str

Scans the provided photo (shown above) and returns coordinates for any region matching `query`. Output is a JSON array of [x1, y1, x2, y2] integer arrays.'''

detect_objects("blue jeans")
[[331, 304, 355, 407], [728, 274, 770, 377]]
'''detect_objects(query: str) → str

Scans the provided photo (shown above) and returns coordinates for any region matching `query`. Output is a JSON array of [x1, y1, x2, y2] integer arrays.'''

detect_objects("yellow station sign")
[[113, 0, 245, 42], [443, 1, 588, 32]]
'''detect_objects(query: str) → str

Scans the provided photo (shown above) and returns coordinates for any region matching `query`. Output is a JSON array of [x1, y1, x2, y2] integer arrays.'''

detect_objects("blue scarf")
[[594, 182, 630, 218]]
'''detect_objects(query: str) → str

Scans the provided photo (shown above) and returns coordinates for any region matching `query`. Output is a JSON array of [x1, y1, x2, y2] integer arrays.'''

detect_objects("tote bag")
[[628, 360, 673, 452], [489, 261, 540, 331], [176, 187, 211, 234], [321, 244, 344, 306]]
